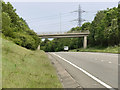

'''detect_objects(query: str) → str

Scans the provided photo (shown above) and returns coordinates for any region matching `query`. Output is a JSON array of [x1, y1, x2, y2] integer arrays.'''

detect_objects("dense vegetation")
[[41, 5, 120, 52], [2, 1, 40, 50]]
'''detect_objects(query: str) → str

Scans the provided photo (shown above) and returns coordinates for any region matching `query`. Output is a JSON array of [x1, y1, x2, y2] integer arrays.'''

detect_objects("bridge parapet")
[[38, 30, 90, 35]]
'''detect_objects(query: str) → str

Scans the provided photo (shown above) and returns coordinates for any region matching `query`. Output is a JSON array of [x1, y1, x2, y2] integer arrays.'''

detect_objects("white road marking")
[[108, 61, 112, 64], [52, 53, 115, 90], [101, 60, 104, 62], [93, 83, 99, 86]]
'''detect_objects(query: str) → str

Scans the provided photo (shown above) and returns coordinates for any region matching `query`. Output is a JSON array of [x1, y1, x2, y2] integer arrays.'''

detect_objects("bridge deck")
[[38, 32, 90, 38]]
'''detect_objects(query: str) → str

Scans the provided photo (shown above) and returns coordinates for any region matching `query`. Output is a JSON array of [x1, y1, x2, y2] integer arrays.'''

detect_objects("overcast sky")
[[3, 0, 119, 34]]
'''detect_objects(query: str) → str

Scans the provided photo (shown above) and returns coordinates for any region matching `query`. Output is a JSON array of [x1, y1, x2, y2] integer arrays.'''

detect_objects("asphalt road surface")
[[49, 52, 118, 89]]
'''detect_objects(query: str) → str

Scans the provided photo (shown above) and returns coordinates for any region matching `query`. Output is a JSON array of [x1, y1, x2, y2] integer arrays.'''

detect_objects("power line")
[[26, 8, 96, 24], [70, 4, 86, 27], [32, 20, 71, 26], [27, 14, 75, 24], [78, 4, 82, 27], [70, 5, 99, 27], [27, 5, 97, 33], [26, 12, 71, 21], [60, 13, 61, 33]]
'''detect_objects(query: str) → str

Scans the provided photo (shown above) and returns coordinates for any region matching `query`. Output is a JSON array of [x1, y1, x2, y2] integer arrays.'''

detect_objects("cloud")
[[3, 0, 120, 2]]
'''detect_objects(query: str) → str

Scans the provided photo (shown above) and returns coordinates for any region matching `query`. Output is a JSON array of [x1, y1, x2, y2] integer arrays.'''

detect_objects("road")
[[49, 52, 118, 89]]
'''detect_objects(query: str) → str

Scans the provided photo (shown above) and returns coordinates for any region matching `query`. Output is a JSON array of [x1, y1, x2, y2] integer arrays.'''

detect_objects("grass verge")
[[69, 46, 120, 54], [2, 39, 62, 88]]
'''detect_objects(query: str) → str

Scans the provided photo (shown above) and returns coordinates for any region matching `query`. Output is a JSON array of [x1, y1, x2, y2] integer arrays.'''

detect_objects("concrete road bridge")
[[37, 30, 90, 49]]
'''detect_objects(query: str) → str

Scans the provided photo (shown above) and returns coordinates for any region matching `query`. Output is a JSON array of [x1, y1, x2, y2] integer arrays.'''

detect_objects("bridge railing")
[[67, 30, 90, 33], [37, 30, 90, 35]]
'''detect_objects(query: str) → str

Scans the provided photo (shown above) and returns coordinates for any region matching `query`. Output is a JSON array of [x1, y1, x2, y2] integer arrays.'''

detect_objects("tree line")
[[1, 1, 119, 51], [2, 1, 41, 50], [41, 4, 120, 52]]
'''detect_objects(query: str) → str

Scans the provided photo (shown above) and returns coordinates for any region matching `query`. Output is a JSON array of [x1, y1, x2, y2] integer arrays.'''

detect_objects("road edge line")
[[47, 53, 82, 89], [52, 53, 115, 90]]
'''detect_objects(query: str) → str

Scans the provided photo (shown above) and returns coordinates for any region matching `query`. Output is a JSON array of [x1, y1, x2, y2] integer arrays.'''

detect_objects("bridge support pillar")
[[37, 45, 40, 50], [83, 36, 87, 49]]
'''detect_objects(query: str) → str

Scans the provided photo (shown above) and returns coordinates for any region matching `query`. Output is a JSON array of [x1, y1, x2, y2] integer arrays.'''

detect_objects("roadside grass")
[[2, 39, 62, 88], [69, 46, 120, 54], [0, 37, 2, 89]]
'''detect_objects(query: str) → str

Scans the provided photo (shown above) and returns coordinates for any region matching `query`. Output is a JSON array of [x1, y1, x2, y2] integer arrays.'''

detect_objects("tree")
[[2, 12, 13, 37], [2, 1, 41, 50], [118, 4, 120, 45]]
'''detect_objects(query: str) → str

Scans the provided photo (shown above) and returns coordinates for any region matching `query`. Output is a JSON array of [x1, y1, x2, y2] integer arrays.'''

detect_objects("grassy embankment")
[[2, 39, 62, 88], [69, 46, 120, 54]]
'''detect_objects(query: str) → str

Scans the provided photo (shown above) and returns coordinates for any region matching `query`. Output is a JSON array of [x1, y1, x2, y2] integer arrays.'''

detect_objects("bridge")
[[38, 31, 90, 49]]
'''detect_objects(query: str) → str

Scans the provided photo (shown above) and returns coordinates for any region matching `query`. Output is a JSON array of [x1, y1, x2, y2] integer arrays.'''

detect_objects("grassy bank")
[[2, 39, 62, 88], [69, 46, 120, 54]]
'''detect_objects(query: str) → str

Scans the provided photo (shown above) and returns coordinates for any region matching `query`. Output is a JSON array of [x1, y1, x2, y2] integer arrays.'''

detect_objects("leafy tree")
[[2, 12, 13, 37], [118, 4, 120, 45], [2, 1, 41, 50]]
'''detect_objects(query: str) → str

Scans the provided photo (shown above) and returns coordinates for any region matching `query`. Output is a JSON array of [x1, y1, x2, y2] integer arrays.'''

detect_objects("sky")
[[3, 0, 119, 34], [3, 0, 120, 2]]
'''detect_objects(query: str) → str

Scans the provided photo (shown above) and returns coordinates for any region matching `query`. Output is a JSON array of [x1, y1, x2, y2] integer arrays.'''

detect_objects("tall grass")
[[2, 39, 62, 88]]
